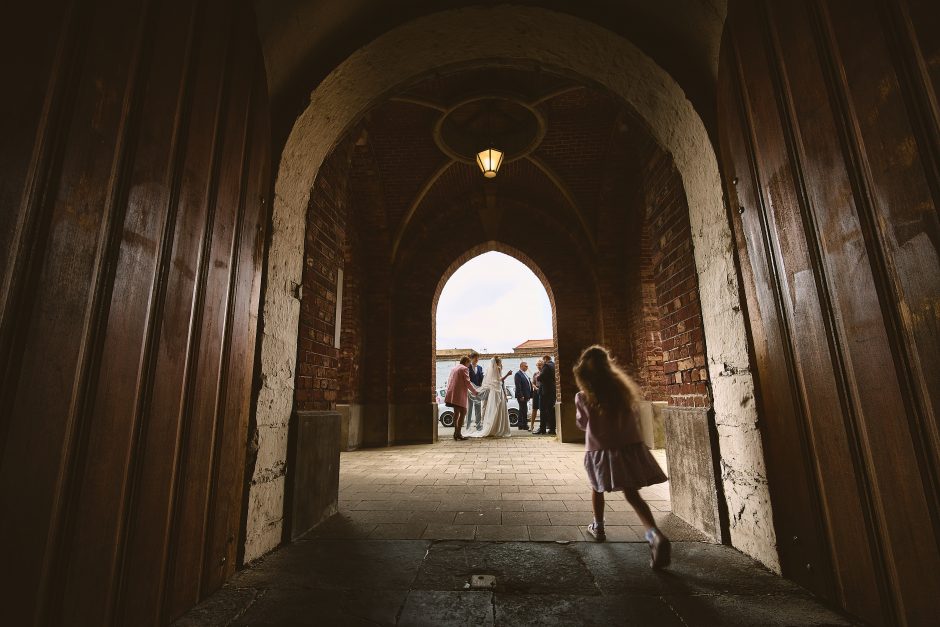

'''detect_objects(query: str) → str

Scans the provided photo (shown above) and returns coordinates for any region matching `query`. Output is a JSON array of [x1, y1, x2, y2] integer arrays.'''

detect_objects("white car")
[[437, 385, 531, 428]]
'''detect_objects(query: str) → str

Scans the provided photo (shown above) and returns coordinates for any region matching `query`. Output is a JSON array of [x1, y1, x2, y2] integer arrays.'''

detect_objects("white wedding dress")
[[466, 359, 512, 438]]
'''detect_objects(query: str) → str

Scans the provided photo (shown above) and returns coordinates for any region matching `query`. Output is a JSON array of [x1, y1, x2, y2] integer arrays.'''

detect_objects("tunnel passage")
[[285, 67, 725, 549], [4, 2, 939, 626], [249, 5, 772, 572]]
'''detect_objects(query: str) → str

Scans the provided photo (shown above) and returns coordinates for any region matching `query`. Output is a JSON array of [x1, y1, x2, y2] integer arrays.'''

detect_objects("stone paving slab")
[[174, 539, 860, 626], [333, 432, 711, 543]]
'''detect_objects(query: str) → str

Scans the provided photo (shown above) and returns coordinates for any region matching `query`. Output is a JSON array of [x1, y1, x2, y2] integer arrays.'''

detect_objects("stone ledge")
[[284, 410, 341, 542], [664, 406, 723, 543]]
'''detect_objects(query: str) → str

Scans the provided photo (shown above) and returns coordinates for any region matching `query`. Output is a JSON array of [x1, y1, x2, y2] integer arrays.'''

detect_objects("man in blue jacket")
[[467, 350, 485, 430], [514, 362, 533, 430]]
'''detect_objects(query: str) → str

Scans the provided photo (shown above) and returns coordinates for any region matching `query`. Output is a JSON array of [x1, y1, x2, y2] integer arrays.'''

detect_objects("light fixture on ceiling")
[[475, 147, 504, 178], [435, 96, 543, 179]]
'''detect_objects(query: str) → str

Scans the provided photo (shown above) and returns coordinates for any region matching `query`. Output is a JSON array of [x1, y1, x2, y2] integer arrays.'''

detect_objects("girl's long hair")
[[573, 345, 641, 417]]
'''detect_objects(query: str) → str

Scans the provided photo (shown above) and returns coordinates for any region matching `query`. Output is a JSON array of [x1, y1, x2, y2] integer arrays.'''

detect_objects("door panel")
[[0, 1, 270, 624], [718, 1, 940, 625]]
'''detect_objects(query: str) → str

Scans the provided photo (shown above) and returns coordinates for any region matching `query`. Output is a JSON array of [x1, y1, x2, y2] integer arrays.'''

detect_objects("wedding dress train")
[[466, 359, 511, 438]]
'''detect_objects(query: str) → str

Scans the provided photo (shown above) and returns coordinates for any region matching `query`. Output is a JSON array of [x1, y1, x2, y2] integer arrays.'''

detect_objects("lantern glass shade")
[[475, 148, 504, 178]]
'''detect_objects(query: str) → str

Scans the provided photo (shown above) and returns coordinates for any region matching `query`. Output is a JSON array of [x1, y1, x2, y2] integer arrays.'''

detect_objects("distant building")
[[434, 339, 554, 363], [435, 348, 474, 359], [512, 339, 554, 353]]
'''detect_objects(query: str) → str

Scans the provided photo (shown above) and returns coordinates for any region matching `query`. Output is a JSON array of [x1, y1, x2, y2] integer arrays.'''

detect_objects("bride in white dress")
[[467, 357, 513, 438]]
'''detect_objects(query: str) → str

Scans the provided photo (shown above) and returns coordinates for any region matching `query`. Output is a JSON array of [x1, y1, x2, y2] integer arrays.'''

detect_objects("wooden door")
[[0, 0, 270, 624], [718, 1, 940, 625]]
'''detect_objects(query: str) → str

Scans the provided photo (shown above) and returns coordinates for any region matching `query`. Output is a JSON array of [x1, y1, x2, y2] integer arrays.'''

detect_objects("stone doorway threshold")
[[332, 431, 706, 543], [174, 539, 857, 626]]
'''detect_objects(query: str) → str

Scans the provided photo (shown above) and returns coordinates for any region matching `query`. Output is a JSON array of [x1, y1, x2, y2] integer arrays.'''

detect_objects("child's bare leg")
[[625, 487, 671, 568], [591, 490, 605, 525], [623, 488, 656, 530], [586, 489, 606, 541]]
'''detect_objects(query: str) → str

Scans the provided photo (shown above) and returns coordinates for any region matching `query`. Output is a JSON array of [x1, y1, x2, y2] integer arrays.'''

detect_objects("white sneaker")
[[647, 530, 671, 569], [587, 522, 606, 542]]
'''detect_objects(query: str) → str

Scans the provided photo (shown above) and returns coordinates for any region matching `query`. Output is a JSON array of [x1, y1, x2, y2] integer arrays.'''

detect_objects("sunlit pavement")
[[327, 429, 697, 542]]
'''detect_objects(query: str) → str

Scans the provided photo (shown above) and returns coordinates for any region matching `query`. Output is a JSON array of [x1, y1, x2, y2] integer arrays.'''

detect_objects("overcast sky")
[[436, 251, 553, 353]]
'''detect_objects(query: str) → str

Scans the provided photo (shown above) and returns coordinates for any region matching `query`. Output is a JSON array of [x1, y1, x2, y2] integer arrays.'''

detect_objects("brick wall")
[[644, 151, 710, 408], [291, 75, 712, 431], [295, 140, 355, 410], [628, 218, 667, 401], [337, 206, 363, 404], [393, 197, 598, 412], [593, 130, 670, 403], [348, 141, 394, 419], [296, 136, 709, 416]]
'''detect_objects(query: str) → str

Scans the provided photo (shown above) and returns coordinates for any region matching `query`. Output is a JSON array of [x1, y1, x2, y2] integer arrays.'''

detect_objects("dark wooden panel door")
[[0, 1, 270, 624], [718, 1, 940, 625]]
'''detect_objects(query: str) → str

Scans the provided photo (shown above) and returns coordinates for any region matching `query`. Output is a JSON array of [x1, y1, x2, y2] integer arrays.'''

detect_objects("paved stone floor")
[[328, 430, 706, 543], [174, 433, 859, 625], [176, 539, 858, 626]]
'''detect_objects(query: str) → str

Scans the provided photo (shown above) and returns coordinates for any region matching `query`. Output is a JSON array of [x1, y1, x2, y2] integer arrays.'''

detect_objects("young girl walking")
[[573, 345, 672, 569]]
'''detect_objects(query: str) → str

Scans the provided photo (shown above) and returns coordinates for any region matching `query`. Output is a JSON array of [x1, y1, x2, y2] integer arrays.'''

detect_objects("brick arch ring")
[[250, 5, 778, 571]]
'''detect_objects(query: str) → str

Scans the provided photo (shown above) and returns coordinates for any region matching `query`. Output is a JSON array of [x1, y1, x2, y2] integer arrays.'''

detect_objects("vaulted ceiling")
[[252, 0, 728, 147], [339, 66, 661, 267]]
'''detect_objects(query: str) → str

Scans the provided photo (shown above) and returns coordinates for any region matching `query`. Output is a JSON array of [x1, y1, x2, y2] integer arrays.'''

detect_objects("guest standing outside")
[[573, 345, 671, 569], [445, 356, 479, 441], [531, 359, 543, 432], [514, 362, 533, 430], [467, 351, 485, 430], [535, 354, 556, 435]]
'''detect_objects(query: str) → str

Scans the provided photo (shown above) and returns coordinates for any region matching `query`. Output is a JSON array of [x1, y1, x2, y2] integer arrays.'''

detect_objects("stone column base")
[[557, 401, 584, 443], [336, 403, 363, 451], [390, 402, 436, 445], [664, 406, 723, 542], [638, 401, 669, 449], [285, 410, 340, 541]]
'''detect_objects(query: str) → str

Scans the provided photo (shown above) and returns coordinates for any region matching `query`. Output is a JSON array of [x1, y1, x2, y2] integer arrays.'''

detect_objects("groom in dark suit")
[[514, 362, 532, 430], [534, 354, 556, 435], [467, 350, 485, 430]]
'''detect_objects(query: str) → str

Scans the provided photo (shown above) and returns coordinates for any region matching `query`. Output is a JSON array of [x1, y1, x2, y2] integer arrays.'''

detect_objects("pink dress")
[[444, 364, 477, 410], [575, 391, 667, 492]]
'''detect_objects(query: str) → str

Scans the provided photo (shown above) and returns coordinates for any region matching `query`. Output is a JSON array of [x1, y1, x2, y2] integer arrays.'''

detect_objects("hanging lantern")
[[475, 147, 504, 178]]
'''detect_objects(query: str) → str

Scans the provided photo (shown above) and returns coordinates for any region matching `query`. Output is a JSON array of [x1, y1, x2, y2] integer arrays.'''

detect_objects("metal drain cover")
[[469, 574, 496, 590]]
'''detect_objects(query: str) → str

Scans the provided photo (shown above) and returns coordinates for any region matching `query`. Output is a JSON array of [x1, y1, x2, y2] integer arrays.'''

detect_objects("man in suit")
[[467, 350, 485, 430], [514, 361, 533, 430], [445, 355, 479, 441], [536, 354, 557, 435]]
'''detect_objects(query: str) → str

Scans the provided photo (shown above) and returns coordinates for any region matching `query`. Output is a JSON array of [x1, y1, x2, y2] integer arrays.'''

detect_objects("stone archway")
[[388, 227, 599, 446], [249, 6, 776, 571], [429, 243, 560, 439]]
